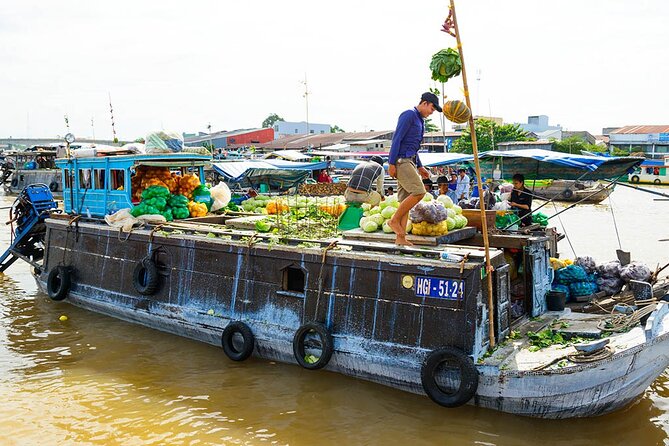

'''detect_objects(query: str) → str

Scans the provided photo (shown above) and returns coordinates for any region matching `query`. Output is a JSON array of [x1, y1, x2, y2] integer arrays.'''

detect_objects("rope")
[[314, 240, 339, 321], [597, 303, 656, 333], [567, 346, 614, 363], [607, 193, 623, 250], [552, 201, 576, 258]]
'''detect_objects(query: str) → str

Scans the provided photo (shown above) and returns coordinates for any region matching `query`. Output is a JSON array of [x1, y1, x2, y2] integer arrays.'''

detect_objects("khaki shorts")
[[344, 189, 381, 206], [396, 159, 425, 202]]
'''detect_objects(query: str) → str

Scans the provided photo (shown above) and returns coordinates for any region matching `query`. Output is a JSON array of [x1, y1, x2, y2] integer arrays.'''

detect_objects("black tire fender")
[[630, 175, 640, 183], [654, 179, 661, 184], [132, 258, 159, 295], [293, 322, 334, 370], [221, 321, 255, 361], [421, 347, 479, 408], [561, 188, 574, 199], [49, 181, 59, 192], [47, 266, 71, 301]]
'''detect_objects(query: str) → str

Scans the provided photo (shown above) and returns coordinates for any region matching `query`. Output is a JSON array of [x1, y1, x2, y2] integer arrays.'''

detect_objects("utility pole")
[[108, 93, 117, 143], [301, 74, 310, 136], [91, 117, 95, 140]]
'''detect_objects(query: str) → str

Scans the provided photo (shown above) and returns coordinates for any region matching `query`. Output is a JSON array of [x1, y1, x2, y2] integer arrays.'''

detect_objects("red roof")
[[610, 125, 669, 134]]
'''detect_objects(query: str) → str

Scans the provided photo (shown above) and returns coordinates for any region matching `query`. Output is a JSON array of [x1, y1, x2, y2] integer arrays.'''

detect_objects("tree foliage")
[[262, 113, 284, 129], [424, 117, 440, 133], [331, 124, 345, 133], [552, 136, 605, 154], [451, 119, 530, 153]]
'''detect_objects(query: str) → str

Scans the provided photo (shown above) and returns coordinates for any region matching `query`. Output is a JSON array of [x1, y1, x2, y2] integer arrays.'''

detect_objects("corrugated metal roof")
[[610, 125, 669, 134], [256, 131, 394, 150]]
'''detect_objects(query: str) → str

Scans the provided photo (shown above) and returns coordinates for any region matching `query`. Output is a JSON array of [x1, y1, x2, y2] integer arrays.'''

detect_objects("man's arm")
[[375, 168, 384, 193], [388, 111, 412, 166]]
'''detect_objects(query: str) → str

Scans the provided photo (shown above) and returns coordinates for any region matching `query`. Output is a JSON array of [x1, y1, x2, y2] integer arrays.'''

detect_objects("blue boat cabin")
[[55, 153, 210, 217]]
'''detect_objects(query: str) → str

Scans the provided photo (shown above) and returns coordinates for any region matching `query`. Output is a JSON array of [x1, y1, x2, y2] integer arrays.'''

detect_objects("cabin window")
[[282, 266, 306, 294], [78, 168, 92, 189], [110, 169, 125, 190], [64, 169, 71, 188], [94, 169, 105, 190]]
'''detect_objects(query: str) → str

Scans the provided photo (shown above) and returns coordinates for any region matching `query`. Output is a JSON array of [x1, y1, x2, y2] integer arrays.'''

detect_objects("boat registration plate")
[[415, 276, 464, 300]]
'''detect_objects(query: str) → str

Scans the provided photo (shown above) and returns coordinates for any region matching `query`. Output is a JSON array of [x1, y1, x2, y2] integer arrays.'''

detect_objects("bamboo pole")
[[449, 0, 496, 348]]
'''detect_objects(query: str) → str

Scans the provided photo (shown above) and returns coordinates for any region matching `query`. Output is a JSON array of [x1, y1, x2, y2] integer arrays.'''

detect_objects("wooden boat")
[[526, 179, 612, 204], [2, 148, 62, 196], [2, 148, 668, 419]]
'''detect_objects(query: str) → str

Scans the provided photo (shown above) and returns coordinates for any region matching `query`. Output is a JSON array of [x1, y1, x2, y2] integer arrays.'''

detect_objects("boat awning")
[[264, 150, 311, 161], [418, 152, 474, 167], [477, 149, 644, 180], [332, 152, 472, 170], [211, 161, 312, 188], [262, 159, 329, 171]]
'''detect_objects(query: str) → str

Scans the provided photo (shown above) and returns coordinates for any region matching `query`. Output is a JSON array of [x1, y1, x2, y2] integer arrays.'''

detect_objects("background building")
[[608, 125, 669, 158], [273, 121, 331, 139], [184, 128, 274, 149]]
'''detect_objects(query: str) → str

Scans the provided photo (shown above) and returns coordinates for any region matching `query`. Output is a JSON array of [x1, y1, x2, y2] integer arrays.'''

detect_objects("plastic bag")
[[620, 262, 651, 283], [555, 264, 588, 284], [575, 256, 597, 274], [145, 130, 184, 154], [569, 280, 599, 297], [409, 201, 449, 224], [597, 276, 624, 295], [210, 182, 231, 212], [597, 260, 621, 278], [104, 208, 141, 232]]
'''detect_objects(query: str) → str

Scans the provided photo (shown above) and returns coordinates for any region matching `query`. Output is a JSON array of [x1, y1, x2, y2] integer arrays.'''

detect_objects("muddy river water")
[[0, 186, 667, 445]]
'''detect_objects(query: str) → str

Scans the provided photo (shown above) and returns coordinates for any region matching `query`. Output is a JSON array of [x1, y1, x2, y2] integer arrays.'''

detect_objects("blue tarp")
[[211, 161, 312, 189], [263, 159, 329, 171], [332, 152, 473, 170], [477, 149, 644, 180]]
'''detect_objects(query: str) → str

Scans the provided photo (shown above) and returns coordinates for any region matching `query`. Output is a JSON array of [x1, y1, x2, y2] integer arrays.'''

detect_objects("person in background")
[[509, 173, 533, 227], [344, 155, 385, 206], [455, 168, 470, 201], [386, 186, 394, 196], [422, 178, 437, 198], [387, 92, 441, 245], [317, 169, 333, 183], [437, 175, 458, 202]]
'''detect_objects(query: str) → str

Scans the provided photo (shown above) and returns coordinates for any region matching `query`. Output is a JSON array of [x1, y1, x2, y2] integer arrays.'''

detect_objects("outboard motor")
[[0, 184, 58, 273]]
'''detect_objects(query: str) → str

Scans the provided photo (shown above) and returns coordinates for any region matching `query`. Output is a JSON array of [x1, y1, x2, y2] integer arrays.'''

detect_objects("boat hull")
[[34, 217, 669, 418], [529, 180, 612, 204]]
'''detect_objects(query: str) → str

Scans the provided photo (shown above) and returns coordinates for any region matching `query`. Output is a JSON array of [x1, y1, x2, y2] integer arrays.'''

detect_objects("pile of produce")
[[409, 195, 468, 236], [240, 195, 347, 217], [131, 166, 180, 201], [357, 194, 467, 236], [358, 195, 401, 233], [130, 183, 212, 221], [550, 256, 653, 300]]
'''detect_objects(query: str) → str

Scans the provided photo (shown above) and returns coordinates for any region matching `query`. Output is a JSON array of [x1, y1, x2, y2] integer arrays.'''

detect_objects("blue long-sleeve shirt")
[[389, 107, 424, 167]]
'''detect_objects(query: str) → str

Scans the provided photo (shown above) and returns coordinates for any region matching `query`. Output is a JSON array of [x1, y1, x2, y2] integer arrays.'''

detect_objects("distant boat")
[[526, 179, 612, 204], [2, 147, 62, 196]]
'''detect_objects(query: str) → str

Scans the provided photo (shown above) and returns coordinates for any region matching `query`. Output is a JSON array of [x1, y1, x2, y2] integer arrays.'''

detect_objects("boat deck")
[[481, 308, 653, 372]]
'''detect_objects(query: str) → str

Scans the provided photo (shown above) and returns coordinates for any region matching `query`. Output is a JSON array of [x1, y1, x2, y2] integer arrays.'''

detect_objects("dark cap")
[[420, 92, 442, 112], [369, 155, 384, 166], [437, 175, 449, 184], [422, 178, 434, 186]]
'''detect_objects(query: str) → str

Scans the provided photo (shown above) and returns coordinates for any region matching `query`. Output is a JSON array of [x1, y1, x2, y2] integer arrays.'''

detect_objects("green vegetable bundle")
[[429, 48, 462, 83], [532, 212, 549, 227], [141, 185, 171, 200], [192, 185, 213, 210]]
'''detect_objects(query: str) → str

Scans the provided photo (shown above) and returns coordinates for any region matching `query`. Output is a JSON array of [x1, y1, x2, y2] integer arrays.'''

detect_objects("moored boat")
[[3, 141, 669, 419], [2, 147, 62, 196], [525, 179, 612, 203]]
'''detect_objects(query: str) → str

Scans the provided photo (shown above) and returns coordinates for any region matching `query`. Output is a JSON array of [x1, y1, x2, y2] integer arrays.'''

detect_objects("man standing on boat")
[[455, 168, 470, 202], [509, 173, 533, 227], [387, 92, 441, 245], [344, 155, 385, 206]]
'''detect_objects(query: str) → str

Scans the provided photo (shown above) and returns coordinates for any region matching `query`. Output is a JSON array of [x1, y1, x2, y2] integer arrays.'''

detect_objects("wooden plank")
[[225, 215, 271, 230], [342, 227, 476, 247]]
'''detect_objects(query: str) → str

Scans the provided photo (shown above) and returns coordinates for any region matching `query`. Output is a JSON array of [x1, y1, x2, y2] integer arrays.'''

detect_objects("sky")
[[1, 0, 667, 141]]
